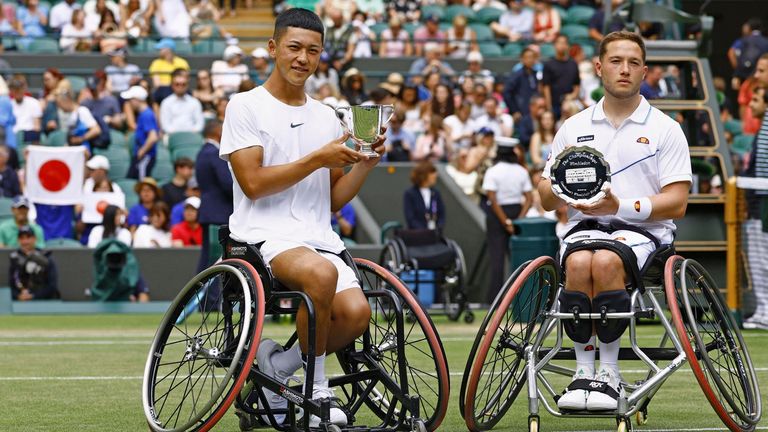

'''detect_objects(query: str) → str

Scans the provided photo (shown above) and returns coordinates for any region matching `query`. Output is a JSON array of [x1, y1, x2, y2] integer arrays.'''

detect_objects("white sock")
[[598, 338, 621, 374], [574, 335, 596, 376], [302, 353, 327, 387], [272, 344, 303, 377]]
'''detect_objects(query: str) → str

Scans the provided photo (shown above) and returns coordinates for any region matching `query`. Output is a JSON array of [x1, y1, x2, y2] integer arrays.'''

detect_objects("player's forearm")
[[648, 182, 689, 220], [330, 164, 370, 211], [538, 178, 565, 211]]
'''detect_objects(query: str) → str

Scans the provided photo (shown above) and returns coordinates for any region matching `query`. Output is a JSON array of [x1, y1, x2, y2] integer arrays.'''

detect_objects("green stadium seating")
[[565, 5, 595, 25], [580, 43, 595, 58], [370, 22, 388, 37], [421, 4, 445, 22], [174, 39, 193, 54], [724, 119, 743, 136], [469, 23, 493, 43], [115, 179, 138, 209], [478, 41, 502, 58], [43, 130, 68, 147], [27, 37, 59, 53], [108, 129, 129, 151], [474, 7, 503, 25], [731, 134, 754, 156], [168, 132, 203, 162], [0, 197, 13, 221], [560, 24, 590, 44], [404, 22, 420, 37], [539, 42, 556, 59], [172, 147, 200, 162], [444, 5, 475, 23], [152, 159, 174, 184], [553, 5, 567, 21], [67, 76, 87, 96], [46, 237, 84, 248], [193, 39, 227, 54], [502, 42, 524, 58], [129, 38, 156, 54], [285, 0, 318, 11]]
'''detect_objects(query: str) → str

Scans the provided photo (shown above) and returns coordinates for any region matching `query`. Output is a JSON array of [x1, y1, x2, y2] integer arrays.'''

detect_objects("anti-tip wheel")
[[528, 416, 539, 432], [636, 410, 648, 426], [617, 417, 632, 432], [324, 425, 342, 432], [411, 419, 427, 432], [463, 311, 475, 324]]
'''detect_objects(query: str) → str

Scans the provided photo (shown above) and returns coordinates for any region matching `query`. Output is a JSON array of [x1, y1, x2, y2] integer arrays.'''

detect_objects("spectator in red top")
[[532, 0, 560, 43], [171, 196, 202, 247], [739, 53, 768, 135]]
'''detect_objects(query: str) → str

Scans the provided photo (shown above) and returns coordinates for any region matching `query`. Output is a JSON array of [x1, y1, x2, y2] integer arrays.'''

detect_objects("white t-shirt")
[[88, 225, 132, 248], [49, 1, 80, 31], [159, 94, 204, 133], [133, 225, 172, 247], [210, 60, 248, 93], [482, 161, 532, 205], [471, 113, 514, 138], [443, 114, 474, 150], [60, 24, 93, 51], [11, 96, 42, 133], [542, 97, 692, 244], [220, 86, 346, 252], [58, 105, 97, 131]]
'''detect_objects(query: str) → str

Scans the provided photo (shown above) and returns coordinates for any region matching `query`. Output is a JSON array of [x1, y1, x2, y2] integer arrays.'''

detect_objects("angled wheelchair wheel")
[[342, 258, 450, 431], [443, 238, 468, 321], [461, 256, 558, 432], [665, 256, 761, 432], [142, 259, 265, 432]]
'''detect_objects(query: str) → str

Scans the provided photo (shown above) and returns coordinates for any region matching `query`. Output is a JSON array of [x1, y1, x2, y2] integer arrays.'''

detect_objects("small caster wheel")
[[464, 311, 476, 324], [616, 416, 632, 432], [411, 418, 427, 432], [636, 409, 648, 425], [528, 415, 539, 432]]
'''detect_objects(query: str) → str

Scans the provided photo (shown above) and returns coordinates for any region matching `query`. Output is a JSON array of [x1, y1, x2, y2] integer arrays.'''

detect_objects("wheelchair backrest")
[[394, 228, 445, 247]]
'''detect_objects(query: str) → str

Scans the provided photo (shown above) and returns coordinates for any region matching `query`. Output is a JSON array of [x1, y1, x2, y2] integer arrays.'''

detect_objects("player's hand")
[[315, 133, 361, 168], [571, 184, 620, 216], [357, 127, 387, 168]]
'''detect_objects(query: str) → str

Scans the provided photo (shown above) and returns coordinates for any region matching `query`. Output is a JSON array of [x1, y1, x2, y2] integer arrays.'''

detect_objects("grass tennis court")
[[1, 313, 766, 431]]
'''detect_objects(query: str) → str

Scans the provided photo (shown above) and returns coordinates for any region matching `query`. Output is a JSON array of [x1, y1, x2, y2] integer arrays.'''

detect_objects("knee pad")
[[593, 289, 631, 343], [558, 290, 592, 344]]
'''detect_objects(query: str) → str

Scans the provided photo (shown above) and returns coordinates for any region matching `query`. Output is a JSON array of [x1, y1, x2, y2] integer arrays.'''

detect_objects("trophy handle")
[[335, 106, 352, 133], [381, 104, 395, 126]]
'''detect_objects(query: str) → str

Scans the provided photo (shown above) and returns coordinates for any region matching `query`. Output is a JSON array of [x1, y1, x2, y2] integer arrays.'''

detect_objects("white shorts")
[[260, 239, 360, 294], [559, 229, 657, 271]]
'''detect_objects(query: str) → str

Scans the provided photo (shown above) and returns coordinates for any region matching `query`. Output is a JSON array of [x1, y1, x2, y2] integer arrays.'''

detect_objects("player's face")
[[269, 27, 323, 87], [596, 39, 647, 100]]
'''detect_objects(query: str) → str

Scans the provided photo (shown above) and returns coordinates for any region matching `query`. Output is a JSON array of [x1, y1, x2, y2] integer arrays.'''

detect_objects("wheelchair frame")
[[461, 252, 762, 432], [379, 226, 474, 323], [142, 230, 450, 432]]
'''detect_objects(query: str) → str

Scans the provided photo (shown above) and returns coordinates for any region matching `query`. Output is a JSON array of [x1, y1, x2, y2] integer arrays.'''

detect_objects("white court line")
[[446, 367, 768, 376], [552, 428, 768, 432], [0, 340, 149, 346]]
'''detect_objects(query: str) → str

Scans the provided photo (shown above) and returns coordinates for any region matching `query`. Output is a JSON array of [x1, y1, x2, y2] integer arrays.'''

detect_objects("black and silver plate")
[[550, 146, 611, 205]]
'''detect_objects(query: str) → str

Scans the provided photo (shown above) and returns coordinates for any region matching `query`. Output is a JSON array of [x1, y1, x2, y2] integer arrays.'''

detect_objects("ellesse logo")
[[634, 200, 641, 212], [637, 137, 649, 144]]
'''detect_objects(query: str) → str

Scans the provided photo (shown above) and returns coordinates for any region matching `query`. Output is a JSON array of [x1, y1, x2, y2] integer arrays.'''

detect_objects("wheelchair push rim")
[[348, 258, 451, 431], [665, 256, 761, 432], [462, 256, 558, 432], [142, 259, 265, 432]]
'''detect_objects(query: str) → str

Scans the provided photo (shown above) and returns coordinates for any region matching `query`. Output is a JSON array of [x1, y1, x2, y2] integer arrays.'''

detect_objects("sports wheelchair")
[[460, 226, 762, 432], [379, 222, 474, 323], [142, 226, 450, 432]]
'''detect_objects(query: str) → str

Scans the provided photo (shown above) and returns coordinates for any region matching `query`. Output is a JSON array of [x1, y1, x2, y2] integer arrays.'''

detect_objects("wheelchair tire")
[[342, 258, 450, 431], [461, 256, 558, 432], [142, 259, 265, 432], [665, 256, 762, 432]]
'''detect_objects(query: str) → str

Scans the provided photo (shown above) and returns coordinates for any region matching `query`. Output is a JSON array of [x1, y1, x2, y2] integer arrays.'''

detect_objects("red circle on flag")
[[38, 160, 71, 192]]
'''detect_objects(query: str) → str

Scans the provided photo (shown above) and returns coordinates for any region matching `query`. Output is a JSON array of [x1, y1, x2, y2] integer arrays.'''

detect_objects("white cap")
[[251, 47, 269, 59], [184, 196, 201, 209], [223, 45, 243, 61], [467, 51, 483, 63], [120, 85, 148, 101], [86, 154, 110, 171]]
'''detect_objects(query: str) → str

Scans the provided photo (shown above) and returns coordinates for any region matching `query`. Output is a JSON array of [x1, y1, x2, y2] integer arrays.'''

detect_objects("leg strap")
[[565, 379, 620, 400], [558, 290, 592, 344], [593, 289, 631, 343]]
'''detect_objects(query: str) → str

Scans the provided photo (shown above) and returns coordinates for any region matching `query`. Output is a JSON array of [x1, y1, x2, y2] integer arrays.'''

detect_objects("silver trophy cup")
[[335, 104, 395, 157]]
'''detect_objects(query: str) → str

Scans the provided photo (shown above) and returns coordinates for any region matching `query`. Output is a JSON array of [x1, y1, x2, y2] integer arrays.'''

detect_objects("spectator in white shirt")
[[210, 45, 248, 95], [88, 204, 132, 247], [8, 79, 42, 138], [159, 72, 203, 134], [153, 0, 190, 39], [443, 101, 475, 150], [133, 201, 172, 247], [471, 96, 513, 138], [49, 0, 80, 32], [104, 48, 141, 93], [83, 0, 120, 32], [60, 9, 94, 52], [491, 0, 534, 42]]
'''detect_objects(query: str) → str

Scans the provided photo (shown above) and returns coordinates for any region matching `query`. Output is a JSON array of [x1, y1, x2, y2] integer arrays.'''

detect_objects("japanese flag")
[[25, 145, 86, 205], [81, 191, 125, 223]]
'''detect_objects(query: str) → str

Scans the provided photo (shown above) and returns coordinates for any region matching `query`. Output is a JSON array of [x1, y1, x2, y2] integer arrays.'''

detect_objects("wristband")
[[616, 197, 652, 221]]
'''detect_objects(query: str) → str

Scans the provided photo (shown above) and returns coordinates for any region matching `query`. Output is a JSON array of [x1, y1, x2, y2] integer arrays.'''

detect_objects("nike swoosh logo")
[[290, 123, 304, 128]]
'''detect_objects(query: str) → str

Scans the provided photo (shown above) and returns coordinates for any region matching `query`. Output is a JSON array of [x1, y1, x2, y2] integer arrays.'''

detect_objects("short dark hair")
[[747, 18, 763, 33], [410, 161, 437, 187], [599, 30, 646, 63], [273, 8, 324, 43], [204, 119, 223, 138], [174, 157, 194, 170]]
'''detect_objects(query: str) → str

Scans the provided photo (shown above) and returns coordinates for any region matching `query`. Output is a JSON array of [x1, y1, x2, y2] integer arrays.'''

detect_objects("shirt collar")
[[591, 96, 652, 125]]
